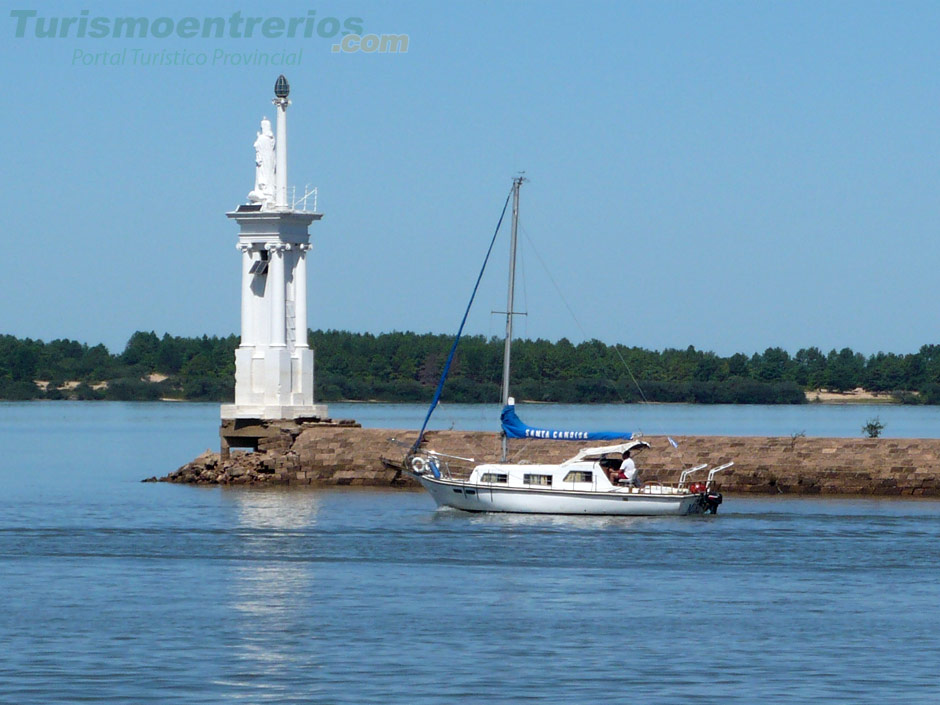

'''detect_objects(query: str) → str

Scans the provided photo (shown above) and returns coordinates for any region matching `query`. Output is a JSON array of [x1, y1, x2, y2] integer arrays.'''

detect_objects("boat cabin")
[[466, 440, 651, 491]]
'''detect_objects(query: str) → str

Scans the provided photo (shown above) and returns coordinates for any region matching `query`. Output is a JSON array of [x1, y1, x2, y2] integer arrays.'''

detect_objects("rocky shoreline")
[[144, 448, 294, 486], [146, 419, 412, 487], [147, 425, 940, 496]]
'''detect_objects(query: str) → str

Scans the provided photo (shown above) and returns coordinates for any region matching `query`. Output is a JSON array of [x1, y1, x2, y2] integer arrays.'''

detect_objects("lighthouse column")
[[275, 91, 289, 209], [294, 244, 309, 348], [238, 244, 255, 346], [268, 244, 287, 347], [233, 243, 258, 408]]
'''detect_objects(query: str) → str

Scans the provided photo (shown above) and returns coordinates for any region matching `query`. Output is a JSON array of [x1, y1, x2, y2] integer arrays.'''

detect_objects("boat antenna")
[[500, 173, 527, 462]]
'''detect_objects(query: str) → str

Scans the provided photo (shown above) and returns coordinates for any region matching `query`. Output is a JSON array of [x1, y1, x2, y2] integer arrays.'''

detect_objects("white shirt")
[[619, 457, 637, 484]]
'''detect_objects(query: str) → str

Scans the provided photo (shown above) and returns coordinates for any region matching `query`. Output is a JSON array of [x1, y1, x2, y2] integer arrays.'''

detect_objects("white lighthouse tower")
[[221, 75, 327, 421]]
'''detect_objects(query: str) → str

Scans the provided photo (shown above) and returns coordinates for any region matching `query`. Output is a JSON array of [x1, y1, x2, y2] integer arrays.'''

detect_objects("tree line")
[[3, 330, 940, 404]]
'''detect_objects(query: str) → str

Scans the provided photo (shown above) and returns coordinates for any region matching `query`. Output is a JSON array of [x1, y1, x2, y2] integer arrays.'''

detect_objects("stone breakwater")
[[147, 424, 940, 496]]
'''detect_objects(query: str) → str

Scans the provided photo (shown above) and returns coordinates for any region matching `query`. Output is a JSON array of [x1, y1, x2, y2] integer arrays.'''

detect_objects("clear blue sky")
[[2, 1, 939, 356]]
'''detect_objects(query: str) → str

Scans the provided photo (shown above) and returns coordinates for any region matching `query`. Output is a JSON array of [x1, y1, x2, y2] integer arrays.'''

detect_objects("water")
[[342, 400, 940, 438], [3, 402, 940, 703]]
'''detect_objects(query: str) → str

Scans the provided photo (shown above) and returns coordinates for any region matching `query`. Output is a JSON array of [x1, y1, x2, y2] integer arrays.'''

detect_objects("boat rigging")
[[404, 177, 731, 516]]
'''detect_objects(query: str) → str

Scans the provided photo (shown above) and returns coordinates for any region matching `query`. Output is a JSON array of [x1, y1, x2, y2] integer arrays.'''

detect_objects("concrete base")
[[221, 403, 328, 420], [218, 415, 357, 460], [232, 346, 319, 412]]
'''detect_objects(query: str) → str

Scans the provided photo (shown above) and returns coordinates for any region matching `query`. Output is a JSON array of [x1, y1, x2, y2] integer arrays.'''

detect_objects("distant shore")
[[805, 388, 900, 404], [2, 384, 916, 405], [8, 330, 940, 405]]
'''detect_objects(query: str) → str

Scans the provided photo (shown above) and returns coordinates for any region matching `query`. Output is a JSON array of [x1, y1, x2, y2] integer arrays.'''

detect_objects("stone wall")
[[153, 425, 940, 496]]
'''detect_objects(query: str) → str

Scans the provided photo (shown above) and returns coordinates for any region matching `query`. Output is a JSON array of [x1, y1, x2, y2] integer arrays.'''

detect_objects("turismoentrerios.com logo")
[[9, 9, 408, 53]]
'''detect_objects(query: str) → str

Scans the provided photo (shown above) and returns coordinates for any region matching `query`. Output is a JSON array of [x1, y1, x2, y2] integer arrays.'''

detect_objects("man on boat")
[[618, 450, 641, 487]]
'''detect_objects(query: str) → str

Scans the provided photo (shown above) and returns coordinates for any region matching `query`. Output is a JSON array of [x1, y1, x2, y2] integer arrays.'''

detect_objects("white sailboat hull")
[[415, 475, 707, 516]]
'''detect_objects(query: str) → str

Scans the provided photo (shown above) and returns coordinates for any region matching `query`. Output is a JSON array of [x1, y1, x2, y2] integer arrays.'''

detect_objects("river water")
[[2, 401, 940, 703]]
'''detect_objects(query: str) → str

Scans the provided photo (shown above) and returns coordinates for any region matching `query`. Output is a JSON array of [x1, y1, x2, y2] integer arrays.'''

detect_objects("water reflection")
[[218, 489, 322, 700], [431, 505, 660, 530], [224, 487, 321, 530]]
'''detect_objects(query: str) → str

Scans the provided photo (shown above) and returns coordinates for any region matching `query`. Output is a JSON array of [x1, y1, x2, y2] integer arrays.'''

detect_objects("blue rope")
[[412, 189, 513, 453]]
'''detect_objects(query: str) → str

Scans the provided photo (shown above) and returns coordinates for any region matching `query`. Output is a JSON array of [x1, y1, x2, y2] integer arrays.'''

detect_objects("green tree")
[[825, 348, 865, 392]]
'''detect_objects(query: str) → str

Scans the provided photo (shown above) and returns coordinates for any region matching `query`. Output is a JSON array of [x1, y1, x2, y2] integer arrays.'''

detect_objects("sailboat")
[[405, 177, 731, 516]]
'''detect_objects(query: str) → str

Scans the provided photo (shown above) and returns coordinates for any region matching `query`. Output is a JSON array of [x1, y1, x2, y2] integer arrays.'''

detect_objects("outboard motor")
[[704, 491, 723, 514]]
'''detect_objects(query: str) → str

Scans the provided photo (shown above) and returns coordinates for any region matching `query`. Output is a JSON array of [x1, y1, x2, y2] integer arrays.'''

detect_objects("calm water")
[[2, 402, 940, 703], [341, 400, 940, 438]]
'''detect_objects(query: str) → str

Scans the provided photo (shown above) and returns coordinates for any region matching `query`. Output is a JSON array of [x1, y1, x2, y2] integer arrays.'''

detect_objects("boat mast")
[[501, 175, 525, 462]]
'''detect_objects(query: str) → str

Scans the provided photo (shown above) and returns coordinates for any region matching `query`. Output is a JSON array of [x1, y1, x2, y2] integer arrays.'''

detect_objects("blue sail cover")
[[500, 405, 633, 441]]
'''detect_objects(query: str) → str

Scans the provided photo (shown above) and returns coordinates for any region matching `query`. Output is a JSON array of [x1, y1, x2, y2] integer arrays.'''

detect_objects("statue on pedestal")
[[247, 117, 276, 208]]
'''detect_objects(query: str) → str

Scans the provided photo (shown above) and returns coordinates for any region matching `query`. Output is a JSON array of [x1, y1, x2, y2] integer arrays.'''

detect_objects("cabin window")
[[563, 471, 593, 483], [479, 473, 508, 483], [524, 473, 552, 486]]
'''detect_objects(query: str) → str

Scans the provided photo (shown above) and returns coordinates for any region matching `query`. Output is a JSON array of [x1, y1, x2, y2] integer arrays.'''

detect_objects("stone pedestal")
[[221, 208, 327, 422]]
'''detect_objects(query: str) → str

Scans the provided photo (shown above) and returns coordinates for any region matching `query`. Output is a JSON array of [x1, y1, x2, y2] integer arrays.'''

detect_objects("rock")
[[194, 449, 218, 466]]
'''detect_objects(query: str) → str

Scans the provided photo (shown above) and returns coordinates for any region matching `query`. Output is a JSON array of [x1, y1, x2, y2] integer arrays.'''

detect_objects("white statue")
[[248, 117, 276, 207]]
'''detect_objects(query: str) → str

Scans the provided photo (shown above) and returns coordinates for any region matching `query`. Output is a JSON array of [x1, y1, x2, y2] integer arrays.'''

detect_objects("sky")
[[2, 1, 940, 357]]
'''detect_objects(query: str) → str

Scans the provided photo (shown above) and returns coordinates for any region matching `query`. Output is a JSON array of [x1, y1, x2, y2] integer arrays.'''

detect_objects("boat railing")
[[707, 462, 733, 487], [626, 481, 701, 495], [621, 461, 733, 494], [427, 450, 475, 463], [426, 450, 476, 480], [677, 464, 708, 489], [672, 462, 734, 490]]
